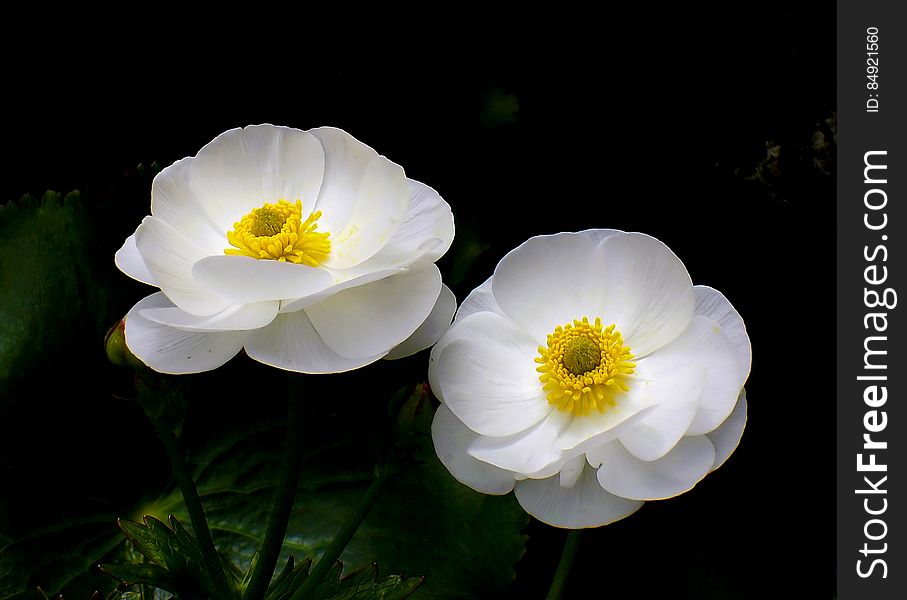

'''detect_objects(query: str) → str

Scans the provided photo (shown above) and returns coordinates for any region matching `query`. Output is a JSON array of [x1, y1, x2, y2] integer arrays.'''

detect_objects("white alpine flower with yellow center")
[[116, 124, 455, 374], [429, 230, 749, 528]]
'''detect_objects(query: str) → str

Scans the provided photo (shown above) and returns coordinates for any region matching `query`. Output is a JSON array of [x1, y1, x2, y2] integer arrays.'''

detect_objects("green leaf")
[[262, 558, 421, 600], [102, 515, 221, 598], [96, 563, 177, 589]]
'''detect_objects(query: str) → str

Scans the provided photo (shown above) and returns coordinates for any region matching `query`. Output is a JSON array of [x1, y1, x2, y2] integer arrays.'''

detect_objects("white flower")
[[429, 230, 749, 528], [115, 125, 455, 374]]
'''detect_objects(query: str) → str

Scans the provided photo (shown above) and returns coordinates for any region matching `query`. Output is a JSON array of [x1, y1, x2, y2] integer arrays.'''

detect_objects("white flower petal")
[[278, 267, 405, 314], [150, 157, 225, 253], [616, 360, 706, 461], [305, 266, 441, 359], [514, 463, 643, 529], [321, 155, 410, 269], [558, 455, 586, 488], [134, 216, 231, 316], [467, 410, 571, 475], [124, 293, 248, 374], [594, 436, 716, 501], [431, 405, 516, 495], [188, 125, 326, 232], [307, 127, 380, 234], [385, 284, 456, 360], [490, 230, 693, 356], [706, 389, 747, 471], [429, 311, 549, 437], [244, 310, 385, 374], [554, 402, 660, 453], [491, 232, 610, 342], [666, 315, 747, 436], [396, 179, 455, 265], [115, 234, 157, 286], [590, 232, 695, 357], [341, 179, 454, 277], [453, 276, 507, 324], [192, 256, 334, 304], [694, 285, 751, 382], [139, 300, 279, 332]]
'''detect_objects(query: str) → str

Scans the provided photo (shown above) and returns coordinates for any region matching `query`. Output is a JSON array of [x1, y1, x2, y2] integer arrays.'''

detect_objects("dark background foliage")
[[1, 8, 834, 599]]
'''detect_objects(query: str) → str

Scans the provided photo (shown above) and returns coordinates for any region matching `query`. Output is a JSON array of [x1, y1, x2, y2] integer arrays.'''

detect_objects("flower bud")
[[104, 318, 145, 370]]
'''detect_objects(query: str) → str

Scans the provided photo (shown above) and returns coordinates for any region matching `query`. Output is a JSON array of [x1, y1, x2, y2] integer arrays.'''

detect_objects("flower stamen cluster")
[[225, 199, 330, 266], [535, 317, 635, 416]]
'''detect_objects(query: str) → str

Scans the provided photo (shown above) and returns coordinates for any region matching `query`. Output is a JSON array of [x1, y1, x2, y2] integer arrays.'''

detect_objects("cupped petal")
[[491, 230, 694, 355], [385, 284, 456, 360], [134, 216, 231, 316], [467, 410, 571, 475], [320, 154, 410, 269], [431, 405, 516, 495], [336, 178, 454, 279], [674, 316, 747, 436], [150, 157, 225, 253], [694, 285, 751, 381], [706, 389, 747, 471], [590, 232, 695, 357], [140, 300, 279, 332], [115, 234, 157, 286], [594, 436, 716, 501], [619, 313, 745, 457], [188, 125, 326, 232], [244, 309, 385, 374], [454, 276, 507, 324], [616, 360, 705, 462], [491, 231, 611, 342], [514, 463, 644, 528], [307, 127, 380, 233], [429, 311, 549, 437], [305, 265, 441, 359], [192, 256, 334, 304], [372, 178, 454, 266], [124, 293, 248, 374]]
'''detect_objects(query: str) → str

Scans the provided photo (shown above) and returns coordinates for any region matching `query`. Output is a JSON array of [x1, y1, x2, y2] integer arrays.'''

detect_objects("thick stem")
[[243, 393, 303, 600], [290, 467, 389, 600], [546, 529, 582, 600], [147, 413, 235, 600]]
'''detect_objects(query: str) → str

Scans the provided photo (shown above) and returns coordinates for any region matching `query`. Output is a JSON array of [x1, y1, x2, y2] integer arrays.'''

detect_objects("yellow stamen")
[[224, 199, 330, 266], [535, 317, 635, 416]]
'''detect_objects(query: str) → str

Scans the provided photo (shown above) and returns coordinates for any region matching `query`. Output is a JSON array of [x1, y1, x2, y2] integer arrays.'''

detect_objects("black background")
[[2, 10, 834, 599]]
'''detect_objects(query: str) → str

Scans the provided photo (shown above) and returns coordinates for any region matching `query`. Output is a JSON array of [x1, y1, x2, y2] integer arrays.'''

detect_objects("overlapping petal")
[[124, 293, 249, 374], [429, 229, 750, 529], [116, 125, 455, 374], [430, 311, 549, 437], [594, 436, 716, 500], [514, 463, 644, 529], [188, 125, 326, 233], [432, 405, 516, 495]]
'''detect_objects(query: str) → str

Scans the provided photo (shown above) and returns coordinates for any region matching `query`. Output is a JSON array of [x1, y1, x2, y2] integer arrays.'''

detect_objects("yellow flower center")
[[535, 317, 636, 416], [225, 199, 331, 266]]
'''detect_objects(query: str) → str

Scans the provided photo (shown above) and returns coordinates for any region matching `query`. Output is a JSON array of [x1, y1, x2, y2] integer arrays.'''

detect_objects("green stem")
[[243, 393, 303, 600], [546, 530, 582, 600], [145, 409, 234, 600], [290, 467, 389, 600]]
